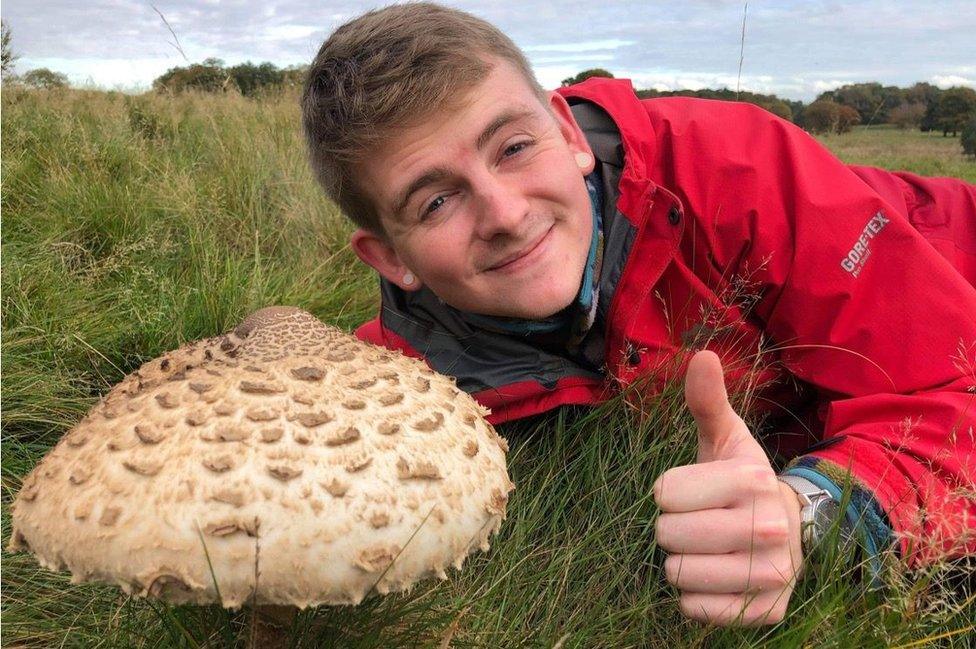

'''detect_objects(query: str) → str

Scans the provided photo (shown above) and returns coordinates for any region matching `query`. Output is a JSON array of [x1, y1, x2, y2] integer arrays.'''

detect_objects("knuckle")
[[655, 515, 672, 549], [663, 554, 682, 585], [736, 464, 776, 494], [754, 518, 790, 545], [678, 595, 705, 621]]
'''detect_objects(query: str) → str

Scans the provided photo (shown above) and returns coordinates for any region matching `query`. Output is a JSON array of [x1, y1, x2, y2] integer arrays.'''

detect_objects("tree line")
[[562, 68, 976, 140], [3, 29, 974, 156]]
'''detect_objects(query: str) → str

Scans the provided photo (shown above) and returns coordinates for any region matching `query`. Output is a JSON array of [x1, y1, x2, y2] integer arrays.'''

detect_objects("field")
[[2, 86, 974, 648]]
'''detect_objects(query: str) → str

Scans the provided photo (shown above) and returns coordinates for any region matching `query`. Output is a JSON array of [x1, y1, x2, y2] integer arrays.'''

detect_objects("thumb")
[[685, 350, 766, 463]]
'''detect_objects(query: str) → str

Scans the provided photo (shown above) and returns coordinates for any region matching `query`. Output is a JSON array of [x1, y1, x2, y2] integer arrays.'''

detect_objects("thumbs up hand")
[[652, 351, 805, 626]]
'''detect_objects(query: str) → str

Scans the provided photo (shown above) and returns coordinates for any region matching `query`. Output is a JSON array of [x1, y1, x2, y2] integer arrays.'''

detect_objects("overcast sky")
[[2, 1, 974, 101]]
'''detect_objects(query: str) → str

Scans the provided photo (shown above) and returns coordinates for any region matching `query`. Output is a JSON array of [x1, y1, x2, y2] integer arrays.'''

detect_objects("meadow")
[[1, 86, 974, 648]]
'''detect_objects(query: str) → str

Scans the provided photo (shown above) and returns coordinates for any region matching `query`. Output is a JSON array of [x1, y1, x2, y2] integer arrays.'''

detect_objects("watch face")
[[811, 497, 854, 548]]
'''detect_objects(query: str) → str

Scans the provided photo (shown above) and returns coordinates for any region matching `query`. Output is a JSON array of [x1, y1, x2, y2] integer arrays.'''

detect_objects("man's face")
[[353, 60, 595, 319]]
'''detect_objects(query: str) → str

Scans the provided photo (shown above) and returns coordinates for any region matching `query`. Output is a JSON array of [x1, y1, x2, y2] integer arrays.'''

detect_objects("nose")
[[472, 172, 530, 240]]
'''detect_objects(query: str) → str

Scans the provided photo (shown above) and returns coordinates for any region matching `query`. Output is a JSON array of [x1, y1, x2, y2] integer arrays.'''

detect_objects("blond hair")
[[301, 2, 545, 235]]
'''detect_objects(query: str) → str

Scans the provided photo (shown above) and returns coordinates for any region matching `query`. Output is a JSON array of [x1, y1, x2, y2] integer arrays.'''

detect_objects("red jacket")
[[358, 78, 976, 564]]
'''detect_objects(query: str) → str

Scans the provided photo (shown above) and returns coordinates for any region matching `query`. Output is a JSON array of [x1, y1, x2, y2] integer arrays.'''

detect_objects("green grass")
[[815, 124, 976, 183], [2, 86, 974, 648]]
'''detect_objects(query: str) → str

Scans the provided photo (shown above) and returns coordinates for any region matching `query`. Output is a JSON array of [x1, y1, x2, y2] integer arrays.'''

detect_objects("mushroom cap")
[[8, 307, 514, 608]]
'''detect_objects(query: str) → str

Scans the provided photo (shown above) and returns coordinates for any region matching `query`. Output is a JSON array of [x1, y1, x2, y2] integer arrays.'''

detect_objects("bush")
[[962, 116, 976, 158], [561, 68, 614, 86], [21, 67, 68, 89], [889, 102, 926, 129], [836, 104, 861, 133]]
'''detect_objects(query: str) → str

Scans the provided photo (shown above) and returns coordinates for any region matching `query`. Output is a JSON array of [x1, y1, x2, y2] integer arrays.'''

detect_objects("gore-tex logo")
[[841, 211, 890, 277]]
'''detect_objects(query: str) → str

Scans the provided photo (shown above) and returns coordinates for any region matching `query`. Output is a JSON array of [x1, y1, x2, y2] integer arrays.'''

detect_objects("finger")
[[684, 351, 767, 464], [663, 551, 800, 593], [655, 508, 791, 554], [653, 460, 778, 512], [685, 351, 737, 441], [678, 590, 793, 627]]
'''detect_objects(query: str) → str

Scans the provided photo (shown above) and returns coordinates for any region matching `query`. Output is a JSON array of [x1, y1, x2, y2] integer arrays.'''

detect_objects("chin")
[[505, 288, 579, 320]]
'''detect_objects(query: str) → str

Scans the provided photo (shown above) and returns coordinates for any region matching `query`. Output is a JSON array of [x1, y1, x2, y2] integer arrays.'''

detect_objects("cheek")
[[403, 229, 472, 279]]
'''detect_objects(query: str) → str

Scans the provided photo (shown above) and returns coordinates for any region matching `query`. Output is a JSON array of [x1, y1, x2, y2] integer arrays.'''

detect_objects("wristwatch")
[[777, 474, 855, 557]]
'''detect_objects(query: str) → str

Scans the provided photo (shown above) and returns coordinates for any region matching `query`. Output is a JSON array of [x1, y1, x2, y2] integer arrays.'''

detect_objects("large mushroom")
[[8, 307, 514, 612]]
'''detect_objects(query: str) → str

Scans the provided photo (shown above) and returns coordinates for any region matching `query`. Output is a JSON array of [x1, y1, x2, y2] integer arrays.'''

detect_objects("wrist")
[[778, 481, 805, 553]]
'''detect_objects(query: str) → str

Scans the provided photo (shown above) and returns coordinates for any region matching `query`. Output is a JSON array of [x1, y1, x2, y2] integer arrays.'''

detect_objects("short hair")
[[301, 2, 545, 236]]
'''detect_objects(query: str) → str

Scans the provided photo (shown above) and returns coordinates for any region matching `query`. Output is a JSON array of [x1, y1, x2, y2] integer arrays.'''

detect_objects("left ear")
[[350, 228, 423, 292], [548, 91, 595, 174]]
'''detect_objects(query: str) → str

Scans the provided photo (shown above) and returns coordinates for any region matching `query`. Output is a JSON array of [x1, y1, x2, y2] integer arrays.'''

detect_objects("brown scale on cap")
[[350, 377, 377, 390], [202, 455, 236, 473], [69, 466, 92, 485], [184, 411, 209, 427], [122, 458, 162, 477], [212, 402, 236, 416], [291, 365, 326, 381], [344, 451, 373, 473], [322, 477, 349, 497], [210, 487, 247, 508], [246, 407, 278, 422], [293, 411, 332, 428], [239, 380, 284, 395], [66, 433, 90, 448], [204, 517, 259, 538], [378, 392, 404, 407], [326, 426, 360, 446], [267, 464, 303, 481], [214, 425, 250, 443], [412, 412, 444, 432], [155, 393, 180, 409], [99, 507, 121, 526], [378, 422, 400, 436], [8, 306, 513, 609], [396, 457, 442, 480]]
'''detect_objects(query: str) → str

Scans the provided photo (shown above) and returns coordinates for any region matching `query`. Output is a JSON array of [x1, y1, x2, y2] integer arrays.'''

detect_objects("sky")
[[2, 0, 974, 102]]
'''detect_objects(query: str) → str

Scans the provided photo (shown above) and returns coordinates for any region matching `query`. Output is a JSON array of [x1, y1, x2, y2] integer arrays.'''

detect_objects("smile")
[[485, 226, 553, 273]]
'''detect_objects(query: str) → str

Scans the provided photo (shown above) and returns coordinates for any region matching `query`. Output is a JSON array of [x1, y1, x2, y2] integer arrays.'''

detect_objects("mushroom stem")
[[248, 604, 298, 649]]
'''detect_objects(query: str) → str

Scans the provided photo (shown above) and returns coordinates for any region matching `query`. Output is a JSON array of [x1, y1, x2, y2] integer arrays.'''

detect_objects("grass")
[[815, 124, 976, 182], [2, 86, 974, 648]]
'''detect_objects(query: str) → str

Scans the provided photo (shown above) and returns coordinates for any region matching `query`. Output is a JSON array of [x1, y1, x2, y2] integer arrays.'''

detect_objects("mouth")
[[484, 226, 553, 273]]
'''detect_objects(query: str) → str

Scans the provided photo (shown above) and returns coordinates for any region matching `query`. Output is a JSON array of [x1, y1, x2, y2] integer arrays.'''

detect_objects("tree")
[[153, 60, 227, 93], [904, 82, 941, 108], [21, 67, 69, 89], [1, 20, 16, 75], [801, 99, 841, 134], [889, 102, 926, 129], [561, 68, 614, 87], [931, 86, 976, 136], [961, 115, 976, 158], [835, 104, 861, 133], [756, 99, 792, 121], [228, 61, 284, 96]]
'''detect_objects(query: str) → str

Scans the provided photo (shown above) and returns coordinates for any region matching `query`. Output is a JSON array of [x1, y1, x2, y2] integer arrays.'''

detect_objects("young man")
[[301, 2, 976, 626]]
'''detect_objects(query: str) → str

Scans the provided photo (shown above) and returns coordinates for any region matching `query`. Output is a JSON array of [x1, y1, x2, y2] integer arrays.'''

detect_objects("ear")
[[350, 228, 423, 291], [547, 91, 595, 174]]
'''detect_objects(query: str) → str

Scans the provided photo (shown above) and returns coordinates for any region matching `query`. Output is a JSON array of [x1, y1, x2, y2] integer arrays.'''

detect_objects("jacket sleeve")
[[666, 100, 976, 565]]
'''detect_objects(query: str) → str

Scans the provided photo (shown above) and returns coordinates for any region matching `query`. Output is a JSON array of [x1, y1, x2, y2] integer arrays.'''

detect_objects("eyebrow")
[[390, 108, 537, 219], [475, 108, 535, 151]]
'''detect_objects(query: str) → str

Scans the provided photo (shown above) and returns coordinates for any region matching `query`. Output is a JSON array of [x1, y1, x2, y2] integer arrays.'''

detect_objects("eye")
[[502, 140, 533, 158], [421, 195, 447, 219]]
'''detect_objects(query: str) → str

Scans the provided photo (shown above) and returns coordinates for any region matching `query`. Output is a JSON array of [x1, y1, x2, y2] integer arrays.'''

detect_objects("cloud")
[[932, 75, 976, 88], [1, 0, 974, 100], [522, 39, 635, 53]]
